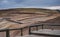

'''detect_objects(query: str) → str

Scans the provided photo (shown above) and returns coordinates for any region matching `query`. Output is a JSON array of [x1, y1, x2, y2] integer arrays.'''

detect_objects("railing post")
[[29, 27, 31, 34], [21, 28, 23, 36], [42, 24, 43, 29], [36, 26, 38, 31], [6, 29, 10, 37]]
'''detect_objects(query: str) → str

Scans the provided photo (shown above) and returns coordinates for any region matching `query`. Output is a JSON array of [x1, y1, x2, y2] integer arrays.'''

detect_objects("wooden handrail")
[[0, 23, 60, 37]]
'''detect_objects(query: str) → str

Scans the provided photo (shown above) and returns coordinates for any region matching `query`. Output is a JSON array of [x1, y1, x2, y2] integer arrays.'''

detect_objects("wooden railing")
[[29, 23, 60, 34], [0, 26, 29, 37], [0, 23, 60, 37]]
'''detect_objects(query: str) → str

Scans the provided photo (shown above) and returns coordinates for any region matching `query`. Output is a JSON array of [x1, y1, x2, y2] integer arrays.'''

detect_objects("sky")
[[0, 0, 60, 9]]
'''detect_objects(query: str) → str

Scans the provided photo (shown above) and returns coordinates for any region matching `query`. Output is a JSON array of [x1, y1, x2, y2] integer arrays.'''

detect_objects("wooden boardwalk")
[[16, 35, 51, 37], [31, 29, 60, 36]]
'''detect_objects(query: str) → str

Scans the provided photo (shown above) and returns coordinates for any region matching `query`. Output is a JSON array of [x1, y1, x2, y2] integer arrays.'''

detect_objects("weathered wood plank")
[[31, 29, 60, 36], [16, 35, 51, 37]]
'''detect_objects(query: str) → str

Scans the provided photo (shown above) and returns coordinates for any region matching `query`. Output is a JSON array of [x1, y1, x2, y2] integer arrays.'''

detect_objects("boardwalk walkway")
[[16, 35, 51, 37]]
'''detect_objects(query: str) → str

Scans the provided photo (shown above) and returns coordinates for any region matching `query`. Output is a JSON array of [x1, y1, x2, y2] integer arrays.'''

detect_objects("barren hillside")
[[0, 8, 60, 37], [0, 8, 59, 17]]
